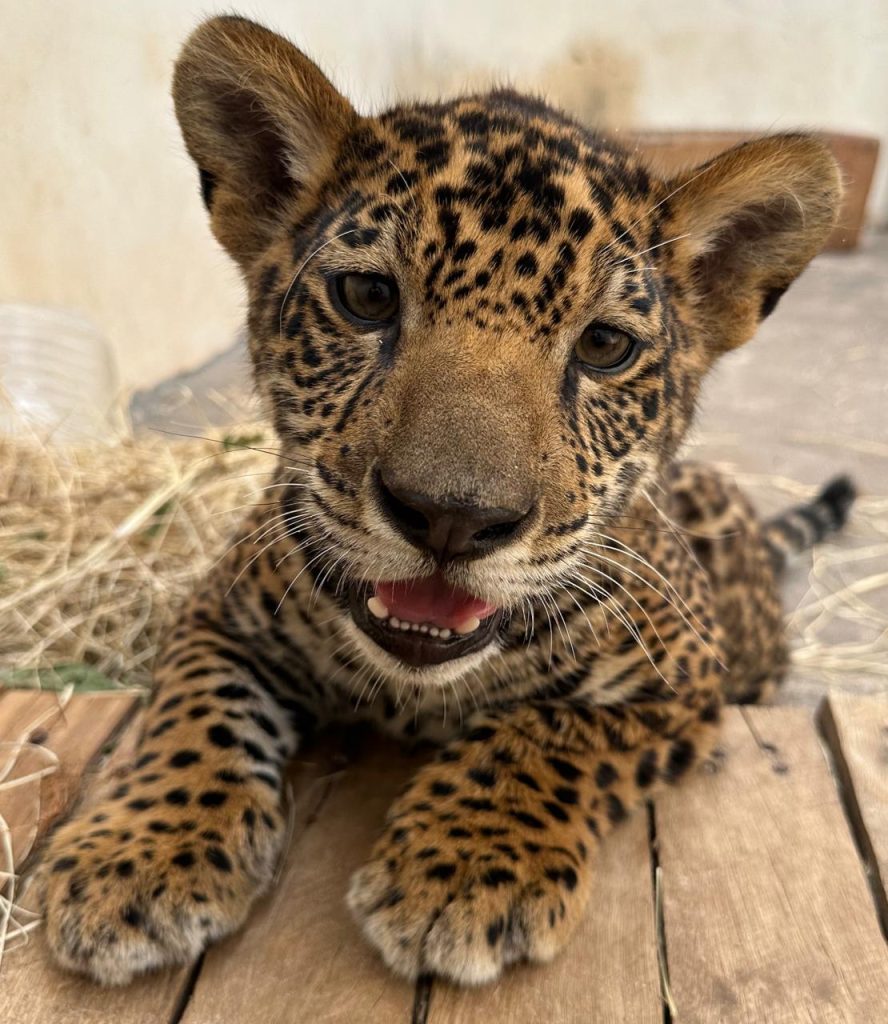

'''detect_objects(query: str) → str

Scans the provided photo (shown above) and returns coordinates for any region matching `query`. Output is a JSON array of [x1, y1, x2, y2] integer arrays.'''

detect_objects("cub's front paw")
[[348, 765, 591, 984], [40, 796, 282, 984]]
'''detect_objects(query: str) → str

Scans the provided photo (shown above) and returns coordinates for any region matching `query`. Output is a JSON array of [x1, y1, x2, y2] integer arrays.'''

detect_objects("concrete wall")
[[3, 0, 886, 389]]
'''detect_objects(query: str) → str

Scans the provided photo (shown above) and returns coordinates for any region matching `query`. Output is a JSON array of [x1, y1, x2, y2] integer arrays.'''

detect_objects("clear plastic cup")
[[0, 304, 128, 442]]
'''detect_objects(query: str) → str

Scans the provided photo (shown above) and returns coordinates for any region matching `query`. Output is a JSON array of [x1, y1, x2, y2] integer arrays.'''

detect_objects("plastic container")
[[0, 304, 127, 442]]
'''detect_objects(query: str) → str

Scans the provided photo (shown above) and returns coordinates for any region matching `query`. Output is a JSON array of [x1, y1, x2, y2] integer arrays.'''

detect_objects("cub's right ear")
[[173, 15, 357, 267]]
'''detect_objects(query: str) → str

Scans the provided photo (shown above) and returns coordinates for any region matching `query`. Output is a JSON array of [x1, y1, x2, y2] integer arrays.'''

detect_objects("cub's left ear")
[[666, 134, 842, 352]]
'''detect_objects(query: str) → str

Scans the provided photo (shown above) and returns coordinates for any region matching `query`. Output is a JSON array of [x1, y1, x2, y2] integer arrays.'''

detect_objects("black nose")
[[376, 472, 533, 561]]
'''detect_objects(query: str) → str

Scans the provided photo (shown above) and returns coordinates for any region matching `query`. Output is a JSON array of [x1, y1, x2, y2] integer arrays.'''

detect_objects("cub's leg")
[[349, 684, 720, 984], [40, 606, 311, 985]]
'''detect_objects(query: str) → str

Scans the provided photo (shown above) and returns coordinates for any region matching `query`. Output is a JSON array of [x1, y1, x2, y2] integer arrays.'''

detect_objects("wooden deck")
[[1, 689, 887, 1023]]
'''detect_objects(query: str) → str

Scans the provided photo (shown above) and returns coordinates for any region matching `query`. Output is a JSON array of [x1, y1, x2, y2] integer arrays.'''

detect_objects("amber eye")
[[333, 272, 399, 324], [574, 324, 638, 372]]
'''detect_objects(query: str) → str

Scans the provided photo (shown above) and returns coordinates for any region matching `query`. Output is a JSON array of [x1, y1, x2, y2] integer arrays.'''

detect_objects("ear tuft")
[[666, 134, 842, 351], [173, 16, 357, 266]]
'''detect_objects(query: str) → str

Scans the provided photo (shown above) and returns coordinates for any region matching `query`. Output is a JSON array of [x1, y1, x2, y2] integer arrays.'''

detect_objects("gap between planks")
[[655, 703, 888, 1024], [817, 693, 888, 942]]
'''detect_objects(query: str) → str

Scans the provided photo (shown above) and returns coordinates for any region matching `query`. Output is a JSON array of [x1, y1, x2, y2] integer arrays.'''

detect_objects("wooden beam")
[[655, 706, 888, 1024]]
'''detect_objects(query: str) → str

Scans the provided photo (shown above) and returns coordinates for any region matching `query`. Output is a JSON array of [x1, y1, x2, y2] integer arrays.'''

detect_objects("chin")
[[341, 616, 500, 689]]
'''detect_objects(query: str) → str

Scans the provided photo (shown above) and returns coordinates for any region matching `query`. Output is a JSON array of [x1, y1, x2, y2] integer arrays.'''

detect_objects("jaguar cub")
[[41, 15, 854, 986]]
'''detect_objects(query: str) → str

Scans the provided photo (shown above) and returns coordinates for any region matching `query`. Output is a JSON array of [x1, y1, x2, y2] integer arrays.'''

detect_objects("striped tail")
[[763, 475, 857, 571]]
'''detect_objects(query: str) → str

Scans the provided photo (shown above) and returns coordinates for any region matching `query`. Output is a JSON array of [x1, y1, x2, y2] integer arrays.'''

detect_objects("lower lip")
[[347, 586, 503, 667]]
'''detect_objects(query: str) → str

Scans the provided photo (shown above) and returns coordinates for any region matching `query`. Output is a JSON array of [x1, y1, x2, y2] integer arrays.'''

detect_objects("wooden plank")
[[1, 703, 192, 1024], [655, 706, 888, 1024], [427, 813, 661, 1024], [0, 690, 138, 868], [819, 693, 888, 935], [181, 739, 421, 1024]]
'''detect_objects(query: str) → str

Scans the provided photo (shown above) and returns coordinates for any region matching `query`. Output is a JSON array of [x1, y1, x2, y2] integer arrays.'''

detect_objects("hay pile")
[[0, 422, 274, 691]]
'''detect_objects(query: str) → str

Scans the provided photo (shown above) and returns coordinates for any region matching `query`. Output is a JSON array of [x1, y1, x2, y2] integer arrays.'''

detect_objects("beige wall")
[[3, 0, 887, 389]]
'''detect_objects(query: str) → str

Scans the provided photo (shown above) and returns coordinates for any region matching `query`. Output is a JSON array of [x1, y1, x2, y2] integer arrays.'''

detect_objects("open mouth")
[[348, 572, 503, 667]]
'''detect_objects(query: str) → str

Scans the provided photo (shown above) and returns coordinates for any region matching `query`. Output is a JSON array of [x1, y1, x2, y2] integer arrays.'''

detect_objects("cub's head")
[[173, 16, 841, 685]]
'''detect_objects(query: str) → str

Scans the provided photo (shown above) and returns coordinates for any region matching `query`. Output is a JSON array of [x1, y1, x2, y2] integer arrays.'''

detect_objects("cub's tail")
[[763, 475, 857, 572]]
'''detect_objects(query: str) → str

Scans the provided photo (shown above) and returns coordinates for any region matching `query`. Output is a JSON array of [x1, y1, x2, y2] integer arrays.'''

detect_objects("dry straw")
[[0, 421, 273, 692]]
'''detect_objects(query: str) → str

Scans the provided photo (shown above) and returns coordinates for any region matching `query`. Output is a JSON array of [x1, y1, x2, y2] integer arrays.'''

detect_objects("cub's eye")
[[332, 272, 399, 324], [574, 324, 638, 373]]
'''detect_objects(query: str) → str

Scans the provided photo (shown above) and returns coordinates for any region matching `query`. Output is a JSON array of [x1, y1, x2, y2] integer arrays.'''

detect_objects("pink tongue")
[[375, 573, 498, 630]]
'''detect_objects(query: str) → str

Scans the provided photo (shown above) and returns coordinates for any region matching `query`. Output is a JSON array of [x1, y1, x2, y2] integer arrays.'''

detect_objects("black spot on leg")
[[214, 683, 251, 700], [171, 851, 196, 869], [127, 798, 156, 811], [165, 788, 190, 806], [116, 860, 135, 878], [52, 857, 78, 873], [553, 786, 579, 805], [468, 767, 496, 788], [509, 810, 547, 830], [460, 797, 495, 812], [198, 791, 228, 808], [481, 867, 516, 888], [208, 724, 237, 749], [169, 750, 201, 768], [542, 801, 570, 822], [635, 749, 659, 788], [243, 740, 270, 763], [595, 762, 618, 789], [547, 757, 581, 782], [426, 862, 457, 881], [486, 917, 505, 946], [605, 794, 627, 824], [205, 846, 233, 873], [430, 780, 456, 796], [122, 904, 144, 927], [665, 739, 695, 782]]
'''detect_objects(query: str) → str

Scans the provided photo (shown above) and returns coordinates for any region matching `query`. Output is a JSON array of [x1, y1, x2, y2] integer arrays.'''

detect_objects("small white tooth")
[[390, 616, 401, 628], [420, 624, 429, 634], [367, 596, 389, 619], [455, 616, 481, 635], [439, 628, 452, 639], [410, 622, 420, 631], [400, 620, 412, 631], [429, 627, 440, 637]]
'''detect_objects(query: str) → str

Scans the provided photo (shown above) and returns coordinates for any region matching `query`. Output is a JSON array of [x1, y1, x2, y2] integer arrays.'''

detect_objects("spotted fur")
[[40, 15, 850, 986]]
